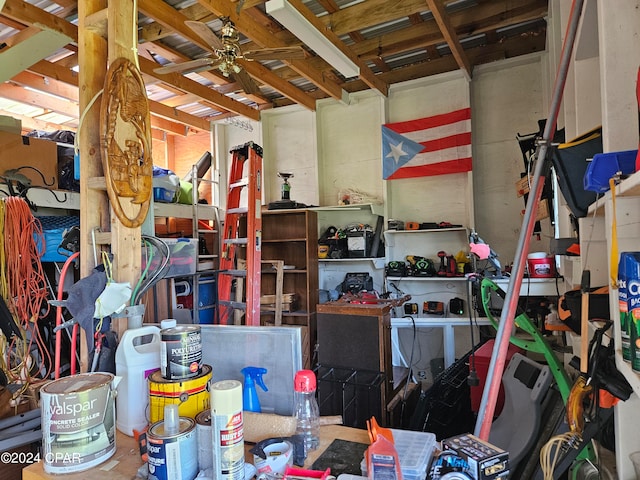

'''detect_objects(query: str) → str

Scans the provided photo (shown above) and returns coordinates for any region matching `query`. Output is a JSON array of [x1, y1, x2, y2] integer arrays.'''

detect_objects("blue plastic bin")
[[35, 216, 80, 262], [584, 149, 637, 193]]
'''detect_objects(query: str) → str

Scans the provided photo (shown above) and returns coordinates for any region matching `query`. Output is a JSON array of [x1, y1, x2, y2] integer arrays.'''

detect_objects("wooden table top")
[[22, 425, 370, 480]]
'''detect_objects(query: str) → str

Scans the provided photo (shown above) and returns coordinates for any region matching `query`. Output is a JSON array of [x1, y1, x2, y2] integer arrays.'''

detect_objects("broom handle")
[[474, 0, 586, 441], [580, 270, 590, 374]]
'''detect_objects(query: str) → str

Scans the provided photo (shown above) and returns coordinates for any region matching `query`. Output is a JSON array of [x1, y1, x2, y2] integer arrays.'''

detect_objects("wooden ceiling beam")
[[150, 114, 191, 136], [1, 0, 77, 43], [0, 107, 75, 132], [237, 59, 316, 110], [139, 2, 215, 43], [2, 25, 41, 48], [0, 82, 78, 117], [11, 70, 78, 101], [3, 1, 262, 121], [323, 0, 544, 37], [350, 0, 547, 60], [28, 59, 79, 85], [148, 99, 212, 132], [344, 28, 545, 92], [137, 0, 219, 55], [425, 0, 472, 80]]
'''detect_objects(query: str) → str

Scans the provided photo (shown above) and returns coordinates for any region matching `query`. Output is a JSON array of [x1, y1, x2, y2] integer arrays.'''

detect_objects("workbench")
[[22, 425, 370, 480]]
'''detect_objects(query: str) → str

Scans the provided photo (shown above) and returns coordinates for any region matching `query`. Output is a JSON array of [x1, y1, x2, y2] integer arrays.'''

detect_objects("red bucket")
[[527, 253, 556, 278]]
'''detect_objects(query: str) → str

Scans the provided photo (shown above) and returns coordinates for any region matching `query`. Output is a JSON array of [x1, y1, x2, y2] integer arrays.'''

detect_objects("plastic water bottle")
[[294, 370, 320, 453]]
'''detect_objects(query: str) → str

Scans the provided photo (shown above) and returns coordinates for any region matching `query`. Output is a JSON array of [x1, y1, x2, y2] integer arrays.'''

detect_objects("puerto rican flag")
[[382, 107, 472, 179]]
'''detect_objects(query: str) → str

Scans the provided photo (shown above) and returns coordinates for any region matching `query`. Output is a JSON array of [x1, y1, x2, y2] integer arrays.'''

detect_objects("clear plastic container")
[[361, 429, 437, 480], [294, 370, 320, 453]]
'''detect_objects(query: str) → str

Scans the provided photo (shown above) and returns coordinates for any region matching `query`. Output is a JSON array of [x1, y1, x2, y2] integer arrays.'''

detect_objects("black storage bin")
[[550, 126, 602, 218], [316, 365, 385, 429]]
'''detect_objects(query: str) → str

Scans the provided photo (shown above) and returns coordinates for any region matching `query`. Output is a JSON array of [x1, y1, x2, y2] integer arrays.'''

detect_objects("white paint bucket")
[[40, 372, 116, 474]]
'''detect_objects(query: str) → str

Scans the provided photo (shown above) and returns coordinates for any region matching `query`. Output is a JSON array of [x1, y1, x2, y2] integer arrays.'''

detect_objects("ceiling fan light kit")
[[265, 0, 360, 78], [154, 19, 306, 95]]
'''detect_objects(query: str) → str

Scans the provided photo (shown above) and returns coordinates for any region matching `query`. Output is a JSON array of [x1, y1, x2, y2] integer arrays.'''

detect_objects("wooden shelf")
[[261, 209, 318, 369]]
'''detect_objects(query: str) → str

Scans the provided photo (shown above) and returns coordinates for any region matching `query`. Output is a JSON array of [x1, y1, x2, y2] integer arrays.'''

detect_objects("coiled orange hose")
[[2, 197, 53, 383]]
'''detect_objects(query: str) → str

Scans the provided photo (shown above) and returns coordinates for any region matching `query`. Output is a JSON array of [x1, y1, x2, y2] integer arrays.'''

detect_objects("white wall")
[[316, 90, 386, 207], [261, 106, 319, 207], [471, 55, 550, 265]]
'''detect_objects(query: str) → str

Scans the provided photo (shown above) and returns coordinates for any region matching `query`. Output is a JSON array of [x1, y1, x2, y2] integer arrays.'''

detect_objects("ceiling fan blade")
[[243, 46, 307, 61], [233, 68, 261, 96], [185, 20, 224, 51], [154, 57, 217, 75]]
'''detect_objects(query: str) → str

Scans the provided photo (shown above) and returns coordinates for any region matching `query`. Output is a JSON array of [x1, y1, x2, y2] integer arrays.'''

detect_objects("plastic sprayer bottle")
[[294, 369, 320, 453], [241, 366, 268, 412]]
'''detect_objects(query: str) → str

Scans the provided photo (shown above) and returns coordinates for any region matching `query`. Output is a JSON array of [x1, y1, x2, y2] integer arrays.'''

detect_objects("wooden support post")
[[78, 0, 109, 372], [106, 0, 143, 336]]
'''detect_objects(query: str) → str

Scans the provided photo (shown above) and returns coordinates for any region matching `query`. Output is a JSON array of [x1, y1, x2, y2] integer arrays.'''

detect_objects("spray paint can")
[[146, 405, 198, 480], [211, 379, 244, 480], [618, 253, 632, 362]]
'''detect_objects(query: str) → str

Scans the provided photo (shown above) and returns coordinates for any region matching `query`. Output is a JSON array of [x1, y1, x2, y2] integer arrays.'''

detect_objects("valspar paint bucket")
[[148, 363, 212, 423], [196, 409, 213, 471], [211, 380, 244, 480], [161, 325, 202, 379], [147, 416, 198, 480], [40, 372, 116, 474]]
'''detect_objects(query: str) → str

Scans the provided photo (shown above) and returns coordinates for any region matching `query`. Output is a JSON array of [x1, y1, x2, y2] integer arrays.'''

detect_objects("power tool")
[[406, 255, 436, 276]]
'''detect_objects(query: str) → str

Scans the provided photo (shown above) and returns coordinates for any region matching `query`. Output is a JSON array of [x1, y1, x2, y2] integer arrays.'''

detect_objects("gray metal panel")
[[200, 324, 303, 415]]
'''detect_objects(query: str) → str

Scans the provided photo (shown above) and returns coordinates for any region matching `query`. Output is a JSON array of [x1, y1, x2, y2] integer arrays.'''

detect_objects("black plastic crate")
[[316, 365, 385, 429]]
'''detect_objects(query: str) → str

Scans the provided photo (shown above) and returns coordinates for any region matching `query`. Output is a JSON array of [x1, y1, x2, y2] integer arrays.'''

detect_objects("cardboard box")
[[0, 131, 58, 188]]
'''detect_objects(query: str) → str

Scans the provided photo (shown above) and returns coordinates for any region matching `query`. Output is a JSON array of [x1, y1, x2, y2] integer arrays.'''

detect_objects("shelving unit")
[[383, 227, 474, 376], [384, 227, 471, 315], [581, 168, 640, 478], [261, 208, 318, 368], [562, 1, 640, 477], [312, 203, 385, 293], [151, 165, 221, 325]]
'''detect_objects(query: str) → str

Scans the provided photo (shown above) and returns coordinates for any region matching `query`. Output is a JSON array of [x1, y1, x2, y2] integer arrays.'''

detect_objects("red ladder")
[[217, 142, 262, 325]]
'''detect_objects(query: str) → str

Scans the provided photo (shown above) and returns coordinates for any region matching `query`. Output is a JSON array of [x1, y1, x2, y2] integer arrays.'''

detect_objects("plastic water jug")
[[115, 325, 161, 436]]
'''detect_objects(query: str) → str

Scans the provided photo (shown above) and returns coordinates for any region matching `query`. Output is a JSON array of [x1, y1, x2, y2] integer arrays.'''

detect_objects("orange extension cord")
[[2, 196, 53, 385]]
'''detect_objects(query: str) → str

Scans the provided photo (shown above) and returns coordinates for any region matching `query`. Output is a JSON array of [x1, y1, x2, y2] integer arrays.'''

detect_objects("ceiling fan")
[[153, 19, 307, 95]]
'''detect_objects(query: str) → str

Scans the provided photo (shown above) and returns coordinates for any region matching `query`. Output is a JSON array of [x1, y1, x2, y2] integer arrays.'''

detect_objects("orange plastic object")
[[599, 389, 619, 409], [366, 416, 394, 444], [405, 222, 419, 230]]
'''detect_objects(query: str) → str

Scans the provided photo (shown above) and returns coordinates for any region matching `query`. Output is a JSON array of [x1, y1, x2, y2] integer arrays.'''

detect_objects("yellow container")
[[148, 364, 212, 424]]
